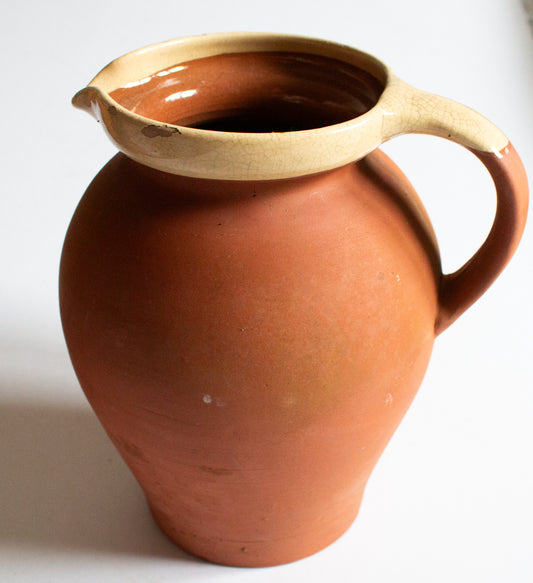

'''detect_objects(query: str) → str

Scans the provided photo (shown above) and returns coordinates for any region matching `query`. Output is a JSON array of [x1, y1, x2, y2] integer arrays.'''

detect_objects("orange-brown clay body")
[[63, 33, 527, 568], [60, 151, 440, 566]]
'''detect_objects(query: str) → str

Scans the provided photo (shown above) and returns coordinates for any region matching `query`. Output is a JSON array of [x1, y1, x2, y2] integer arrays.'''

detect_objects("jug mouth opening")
[[108, 51, 385, 134], [73, 32, 394, 180]]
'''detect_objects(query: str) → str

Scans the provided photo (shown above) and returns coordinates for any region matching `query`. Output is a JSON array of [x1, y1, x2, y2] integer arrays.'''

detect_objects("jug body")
[[62, 32, 528, 567], [60, 150, 439, 566]]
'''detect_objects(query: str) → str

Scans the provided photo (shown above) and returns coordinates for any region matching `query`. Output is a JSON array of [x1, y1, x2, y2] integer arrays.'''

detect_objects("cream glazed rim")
[[73, 31, 509, 181]]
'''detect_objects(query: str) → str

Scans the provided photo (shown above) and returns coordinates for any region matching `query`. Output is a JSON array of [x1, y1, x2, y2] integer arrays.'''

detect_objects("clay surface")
[[60, 150, 440, 566]]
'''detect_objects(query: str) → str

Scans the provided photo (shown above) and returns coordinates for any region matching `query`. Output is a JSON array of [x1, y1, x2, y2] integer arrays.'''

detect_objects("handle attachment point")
[[379, 79, 528, 334]]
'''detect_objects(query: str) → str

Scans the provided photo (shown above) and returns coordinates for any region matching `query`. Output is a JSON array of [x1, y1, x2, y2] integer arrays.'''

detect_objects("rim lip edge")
[[74, 32, 397, 179], [81, 31, 393, 141]]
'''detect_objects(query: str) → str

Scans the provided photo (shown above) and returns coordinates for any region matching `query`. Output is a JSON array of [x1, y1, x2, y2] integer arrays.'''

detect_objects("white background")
[[1, 1, 532, 581]]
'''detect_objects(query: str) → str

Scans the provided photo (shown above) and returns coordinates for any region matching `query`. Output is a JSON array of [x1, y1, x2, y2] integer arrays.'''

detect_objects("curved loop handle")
[[380, 78, 528, 335]]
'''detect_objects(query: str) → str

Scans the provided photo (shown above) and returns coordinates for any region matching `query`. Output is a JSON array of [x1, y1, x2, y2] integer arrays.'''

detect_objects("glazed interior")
[[73, 33, 397, 179], [109, 52, 385, 133]]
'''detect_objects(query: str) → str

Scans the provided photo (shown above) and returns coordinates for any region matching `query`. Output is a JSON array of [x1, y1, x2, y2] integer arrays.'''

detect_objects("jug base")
[[148, 497, 363, 567]]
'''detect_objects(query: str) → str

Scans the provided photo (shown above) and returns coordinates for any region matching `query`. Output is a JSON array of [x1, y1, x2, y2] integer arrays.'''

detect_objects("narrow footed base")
[[148, 499, 362, 568]]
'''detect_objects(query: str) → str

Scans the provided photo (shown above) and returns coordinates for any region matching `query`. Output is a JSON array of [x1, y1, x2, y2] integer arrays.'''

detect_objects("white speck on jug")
[[202, 394, 212, 404], [282, 393, 297, 407], [384, 393, 393, 407]]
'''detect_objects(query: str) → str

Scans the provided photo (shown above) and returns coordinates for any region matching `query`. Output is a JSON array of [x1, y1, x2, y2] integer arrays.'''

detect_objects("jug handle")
[[381, 79, 528, 335]]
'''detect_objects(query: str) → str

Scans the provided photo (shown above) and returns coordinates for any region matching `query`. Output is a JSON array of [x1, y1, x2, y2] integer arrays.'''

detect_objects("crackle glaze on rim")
[[73, 32, 508, 180]]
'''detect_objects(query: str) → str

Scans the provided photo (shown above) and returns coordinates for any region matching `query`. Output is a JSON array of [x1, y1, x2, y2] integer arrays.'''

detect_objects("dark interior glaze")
[[110, 52, 384, 133]]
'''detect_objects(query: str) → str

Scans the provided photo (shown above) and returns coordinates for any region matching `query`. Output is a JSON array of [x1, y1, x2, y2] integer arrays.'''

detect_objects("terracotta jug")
[[60, 33, 528, 567]]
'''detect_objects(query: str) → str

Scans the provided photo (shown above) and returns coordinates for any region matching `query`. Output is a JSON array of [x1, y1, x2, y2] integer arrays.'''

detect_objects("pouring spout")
[[72, 87, 99, 118]]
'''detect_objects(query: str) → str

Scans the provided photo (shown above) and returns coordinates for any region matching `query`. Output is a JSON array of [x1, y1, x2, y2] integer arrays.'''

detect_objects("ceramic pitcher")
[[60, 32, 528, 567]]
